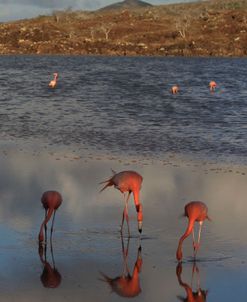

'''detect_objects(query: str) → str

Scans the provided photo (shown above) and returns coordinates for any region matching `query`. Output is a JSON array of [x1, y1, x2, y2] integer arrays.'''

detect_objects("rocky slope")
[[0, 0, 246, 56]]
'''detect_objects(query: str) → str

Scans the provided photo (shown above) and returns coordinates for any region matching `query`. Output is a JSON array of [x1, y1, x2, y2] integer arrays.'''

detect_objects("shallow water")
[[0, 56, 247, 163], [0, 55, 247, 301], [0, 150, 247, 301]]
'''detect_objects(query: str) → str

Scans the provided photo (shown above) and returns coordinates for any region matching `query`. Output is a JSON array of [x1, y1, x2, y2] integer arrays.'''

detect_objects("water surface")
[[0, 150, 247, 301], [0, 56, 247, 301], [0, 56, 246, 163]]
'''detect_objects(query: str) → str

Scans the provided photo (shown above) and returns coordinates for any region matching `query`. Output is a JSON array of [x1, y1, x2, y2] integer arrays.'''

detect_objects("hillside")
[[99, 0, 152, 11], [0, 0, 246, 56]]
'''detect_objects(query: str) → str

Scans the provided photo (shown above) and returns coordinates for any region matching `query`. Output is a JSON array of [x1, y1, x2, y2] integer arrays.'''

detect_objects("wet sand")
[[0, 145, 247, 301]]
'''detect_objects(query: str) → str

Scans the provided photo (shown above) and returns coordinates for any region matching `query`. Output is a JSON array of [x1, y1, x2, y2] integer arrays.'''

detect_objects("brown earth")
[[0, 0, 246, 56]]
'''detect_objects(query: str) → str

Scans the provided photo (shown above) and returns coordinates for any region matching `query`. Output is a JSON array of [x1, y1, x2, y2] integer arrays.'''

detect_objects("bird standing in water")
[[49, 73, 58, 88], [171, 85, 179, 94], [38, 191, 62, 243], [176, 201, 210, 261], [209, 81, 217, 91], [100, 170, 143, 235]]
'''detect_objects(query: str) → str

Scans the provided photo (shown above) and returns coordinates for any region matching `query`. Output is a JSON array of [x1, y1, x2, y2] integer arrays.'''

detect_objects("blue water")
[[0, 55, 246, 162], [0, 56, 247, 302]]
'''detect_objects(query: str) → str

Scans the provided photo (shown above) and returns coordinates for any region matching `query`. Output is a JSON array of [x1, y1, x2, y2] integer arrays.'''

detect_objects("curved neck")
[[39, 208, 54, 240], [176, 218, 195, 260]]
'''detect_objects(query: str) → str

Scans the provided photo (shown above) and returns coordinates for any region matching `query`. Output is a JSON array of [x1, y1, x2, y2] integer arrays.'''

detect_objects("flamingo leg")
[[121, 192, 131, 236], [194, 222, 203, 256], [50, 210, 56, 240], [198, 222, 203, 245], [192, 228, 195, 249], [44, 209, 48, 245]]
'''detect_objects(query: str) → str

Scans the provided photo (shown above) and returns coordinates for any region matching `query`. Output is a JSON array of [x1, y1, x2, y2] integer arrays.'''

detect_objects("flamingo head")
[[53, 73, 58, 78]]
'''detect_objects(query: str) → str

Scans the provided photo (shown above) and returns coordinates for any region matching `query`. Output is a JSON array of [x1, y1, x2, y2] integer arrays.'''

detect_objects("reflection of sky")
[[0, 151, 247, 300]]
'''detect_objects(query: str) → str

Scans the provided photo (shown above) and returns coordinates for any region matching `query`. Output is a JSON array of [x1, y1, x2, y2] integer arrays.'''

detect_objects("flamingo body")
[[49, 73, 58, 88], [100, 170, 143, 234], [171, 85, 179, 94], [176, 201, 210, 261], [39, 191, 62, 243], [209, 81, 217, 91]]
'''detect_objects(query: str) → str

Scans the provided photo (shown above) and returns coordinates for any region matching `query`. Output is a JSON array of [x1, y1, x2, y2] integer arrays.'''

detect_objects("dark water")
[[0, 56, 247, 162]]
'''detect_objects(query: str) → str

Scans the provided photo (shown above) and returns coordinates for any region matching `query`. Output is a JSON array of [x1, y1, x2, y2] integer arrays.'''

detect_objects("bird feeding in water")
[[49, 73, 58, 88], [38, 191, 62, 243], [209, 81, 217, 91], [100, 170, 143, 236], [171, 85, 179, 94], [176, 201, 211, 261]]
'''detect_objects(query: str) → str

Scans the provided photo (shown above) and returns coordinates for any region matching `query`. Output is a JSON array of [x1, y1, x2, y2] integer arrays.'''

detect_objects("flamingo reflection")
[[100, 236, 143, 298], [176, 262, 208, 302], [39, 240, 62, 288]]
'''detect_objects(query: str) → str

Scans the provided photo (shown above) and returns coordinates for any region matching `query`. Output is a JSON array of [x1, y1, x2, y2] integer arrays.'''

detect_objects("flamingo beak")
[[138, 221, 142, 233]]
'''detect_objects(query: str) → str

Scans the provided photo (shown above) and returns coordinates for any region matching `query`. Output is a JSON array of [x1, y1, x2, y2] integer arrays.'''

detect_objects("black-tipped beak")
[[138, 221, 142, 233]]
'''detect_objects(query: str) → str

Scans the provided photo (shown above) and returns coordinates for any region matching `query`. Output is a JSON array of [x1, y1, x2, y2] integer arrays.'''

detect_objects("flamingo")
[[49, 73, 58, 88], [171, 85, 179, 94], [209, 81, 217, 91], [176, 201, 210, 261], [176, 262, 208, 302], [100, 170, 143, 235], [100, 236, 142, 298], [38, 191, 62, 243]]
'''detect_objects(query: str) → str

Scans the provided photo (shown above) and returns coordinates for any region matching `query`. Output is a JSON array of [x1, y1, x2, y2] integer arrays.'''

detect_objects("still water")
[[0, 56, 247, 301]]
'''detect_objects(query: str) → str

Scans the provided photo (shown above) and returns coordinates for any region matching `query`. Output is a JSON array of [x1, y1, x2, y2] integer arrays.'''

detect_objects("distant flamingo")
[[176, 201, 210, 261], [39, 241, 62, 288], [100, 170, 143, 235], [176, 262, 208, 301], [171, 85, 179, 94], [49, 73, 58, 88], [209, 81, 217, 91], [38, 191, 62, 243], [100, 236, 142, 298]]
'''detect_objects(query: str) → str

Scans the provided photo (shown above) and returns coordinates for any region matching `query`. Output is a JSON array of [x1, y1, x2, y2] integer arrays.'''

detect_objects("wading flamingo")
[[171, 85, 179, 94], [209, 81, 217, 92], [100, 170, 143, 235], [100, 236, 142, 298], [39, 240, 62, 288], [176, 262, 208, 302], [38, 191, 62, 243], [49, 73, 58, 88], [176, 201, 210, 261]]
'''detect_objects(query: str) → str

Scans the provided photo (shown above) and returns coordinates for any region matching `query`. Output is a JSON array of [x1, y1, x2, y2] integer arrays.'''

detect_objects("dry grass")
[[0, 0, 246, 56]]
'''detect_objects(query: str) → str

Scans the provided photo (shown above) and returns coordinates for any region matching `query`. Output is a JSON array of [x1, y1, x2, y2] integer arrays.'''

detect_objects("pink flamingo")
[[38, 191, 62, 243], [171, 85, 179, 94], [100, 170, 143, 235], [209, 81, 217, 91], [176, 201, 211, 261], [49, 73, 58, 88]]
